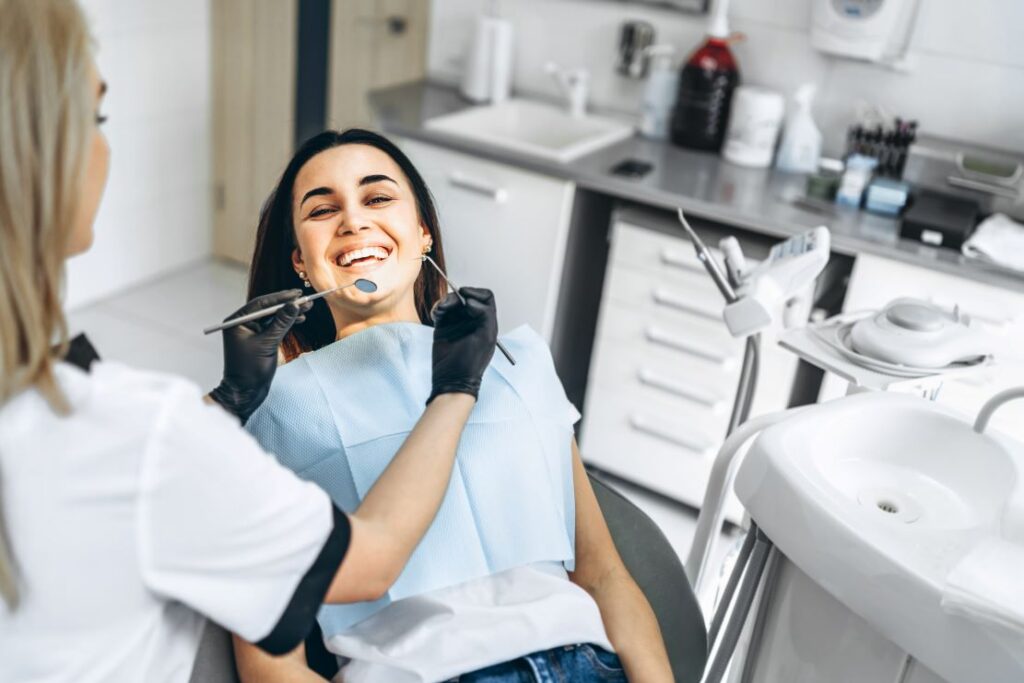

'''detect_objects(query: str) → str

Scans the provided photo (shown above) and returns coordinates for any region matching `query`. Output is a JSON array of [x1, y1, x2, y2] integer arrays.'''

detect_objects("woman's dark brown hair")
[[247, 129, 448, 361]]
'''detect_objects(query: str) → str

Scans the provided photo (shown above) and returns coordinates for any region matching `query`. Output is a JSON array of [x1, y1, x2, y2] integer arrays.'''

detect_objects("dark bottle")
[[669, 36, 740, 153]]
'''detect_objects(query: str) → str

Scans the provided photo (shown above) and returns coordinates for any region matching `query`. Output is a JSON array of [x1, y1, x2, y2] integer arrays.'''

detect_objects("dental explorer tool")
[[202, 278, 378, 335], [421, 254, 516, 365]]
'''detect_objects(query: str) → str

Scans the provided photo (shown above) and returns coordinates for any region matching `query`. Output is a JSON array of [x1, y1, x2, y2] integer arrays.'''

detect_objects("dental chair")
[[188, 474, 708, 683]]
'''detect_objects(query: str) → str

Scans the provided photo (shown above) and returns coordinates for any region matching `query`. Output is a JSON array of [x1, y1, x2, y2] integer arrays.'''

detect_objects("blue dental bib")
[[245, 323, 578, 634]]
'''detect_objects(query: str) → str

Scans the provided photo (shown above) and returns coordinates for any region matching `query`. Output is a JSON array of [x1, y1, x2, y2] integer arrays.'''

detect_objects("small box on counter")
[[899, 191, 980, 250]]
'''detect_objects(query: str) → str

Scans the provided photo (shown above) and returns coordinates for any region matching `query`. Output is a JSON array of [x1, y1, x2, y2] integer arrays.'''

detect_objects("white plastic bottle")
[[775, 84, 823, 174], [639, 45, 678, 140]]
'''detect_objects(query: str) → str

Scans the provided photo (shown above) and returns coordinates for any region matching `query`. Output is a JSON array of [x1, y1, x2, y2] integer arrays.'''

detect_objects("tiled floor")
[[68, 259, 737, 601]]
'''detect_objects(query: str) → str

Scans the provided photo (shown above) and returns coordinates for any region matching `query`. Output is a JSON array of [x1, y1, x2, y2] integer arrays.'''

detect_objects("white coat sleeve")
[[136, 381, 350, 653]]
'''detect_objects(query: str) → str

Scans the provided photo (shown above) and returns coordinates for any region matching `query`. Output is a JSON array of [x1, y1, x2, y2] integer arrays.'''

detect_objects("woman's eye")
[[309, 207, 336, 218], [367, 195, 393, 205]]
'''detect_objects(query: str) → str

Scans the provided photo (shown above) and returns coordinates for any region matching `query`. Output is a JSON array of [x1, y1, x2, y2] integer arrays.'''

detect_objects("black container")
[[669, 36, 740, 152]]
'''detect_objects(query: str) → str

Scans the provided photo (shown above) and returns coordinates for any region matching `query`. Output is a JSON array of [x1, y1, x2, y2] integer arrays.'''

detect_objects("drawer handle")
[[628, 414, 712, 454], [448, 172, 508, 203], [644, 326, 734, 367], [652, 288, 721, 321], [637, 369, 725, 411], [659, 248, 705, 275]]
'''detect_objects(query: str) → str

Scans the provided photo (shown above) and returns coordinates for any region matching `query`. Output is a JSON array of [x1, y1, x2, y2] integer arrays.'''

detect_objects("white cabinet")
[[580, 218, 801, 522], [820, 253, 1024, 439], [398, 138, 576, 340]]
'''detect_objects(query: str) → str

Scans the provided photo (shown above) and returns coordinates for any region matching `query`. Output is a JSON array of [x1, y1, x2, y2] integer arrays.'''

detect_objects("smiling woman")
[[236, 129, 673, 683], [248, 129, 449, 360]]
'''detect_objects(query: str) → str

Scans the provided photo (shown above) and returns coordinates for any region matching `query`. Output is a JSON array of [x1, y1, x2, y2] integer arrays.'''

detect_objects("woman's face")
[[290, 144, 431, 325], [67, 61, 110, 257]]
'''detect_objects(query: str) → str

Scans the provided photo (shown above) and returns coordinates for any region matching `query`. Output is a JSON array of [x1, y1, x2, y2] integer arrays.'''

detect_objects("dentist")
[[0, 1, 499, 681]]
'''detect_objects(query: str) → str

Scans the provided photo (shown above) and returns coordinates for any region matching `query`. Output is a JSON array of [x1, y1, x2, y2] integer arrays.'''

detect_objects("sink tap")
[[544, 62, 590, 118]]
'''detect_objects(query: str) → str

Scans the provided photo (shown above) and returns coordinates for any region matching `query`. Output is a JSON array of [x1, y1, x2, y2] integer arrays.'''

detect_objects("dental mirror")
[[203, 278, 377, 335]]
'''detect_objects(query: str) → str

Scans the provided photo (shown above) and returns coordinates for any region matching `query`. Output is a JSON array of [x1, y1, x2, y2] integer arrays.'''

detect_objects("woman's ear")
[[291, 247, 305, 274], [420, 224, 433, 254]]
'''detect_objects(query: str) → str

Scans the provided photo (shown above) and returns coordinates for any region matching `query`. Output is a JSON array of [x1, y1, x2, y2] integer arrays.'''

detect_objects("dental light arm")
[[722, 226, 831, 339]]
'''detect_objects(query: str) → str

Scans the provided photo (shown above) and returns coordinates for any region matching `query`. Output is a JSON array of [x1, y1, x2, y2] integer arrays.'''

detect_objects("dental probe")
[[421, 254, 516, 365], [202, 278, 378, 335]]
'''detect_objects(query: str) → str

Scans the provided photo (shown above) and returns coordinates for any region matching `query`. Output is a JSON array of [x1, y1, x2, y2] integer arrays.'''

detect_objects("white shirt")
[[327, 563, 615, 683], [0, 361, 337, 683]]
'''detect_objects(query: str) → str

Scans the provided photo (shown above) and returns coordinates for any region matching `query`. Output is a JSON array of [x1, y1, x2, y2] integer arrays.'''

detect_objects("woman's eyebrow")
[[359, 174, 398, 187], [300, 186, 334, 207]]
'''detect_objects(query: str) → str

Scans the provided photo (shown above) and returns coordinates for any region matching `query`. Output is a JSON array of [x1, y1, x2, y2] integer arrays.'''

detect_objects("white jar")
[[722, 86, 785, 168]]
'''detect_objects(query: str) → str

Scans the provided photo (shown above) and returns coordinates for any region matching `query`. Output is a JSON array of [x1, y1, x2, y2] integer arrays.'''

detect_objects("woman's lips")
[[331, 249, 391, 274]]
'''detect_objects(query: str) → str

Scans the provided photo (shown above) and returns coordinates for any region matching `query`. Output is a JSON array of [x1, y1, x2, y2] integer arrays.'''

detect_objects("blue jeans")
[[446, 643, 627, 682]]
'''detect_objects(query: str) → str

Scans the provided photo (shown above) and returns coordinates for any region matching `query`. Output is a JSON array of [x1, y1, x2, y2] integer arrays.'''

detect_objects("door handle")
[[448, 172, 508, 203]]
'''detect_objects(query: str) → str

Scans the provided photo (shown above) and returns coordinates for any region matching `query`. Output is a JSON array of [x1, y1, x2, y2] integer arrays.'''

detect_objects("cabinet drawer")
[[587, 332, 734, 417], [602, 265, 735, 343], [594, 299, 743, 374], [612, 221, 710, 276], [580, 390, 744, 520]]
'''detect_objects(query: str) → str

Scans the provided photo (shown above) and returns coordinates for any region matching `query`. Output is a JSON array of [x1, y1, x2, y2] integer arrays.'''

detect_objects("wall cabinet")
[[398, 139, 576, 340]]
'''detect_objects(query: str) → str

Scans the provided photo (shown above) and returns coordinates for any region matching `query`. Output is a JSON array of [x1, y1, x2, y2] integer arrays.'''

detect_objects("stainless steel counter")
[[370, 81, 1024, 291]]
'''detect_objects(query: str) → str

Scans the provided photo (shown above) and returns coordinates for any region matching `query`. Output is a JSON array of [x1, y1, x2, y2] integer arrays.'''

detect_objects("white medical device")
[[848, 298, 992, 369], [721, 226, 831, 338], [811, 0, 921, 63]]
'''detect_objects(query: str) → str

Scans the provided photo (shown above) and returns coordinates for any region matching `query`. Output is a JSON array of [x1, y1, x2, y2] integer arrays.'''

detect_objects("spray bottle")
[[776, 84, 823, 174], [669, 0, 740, 152]]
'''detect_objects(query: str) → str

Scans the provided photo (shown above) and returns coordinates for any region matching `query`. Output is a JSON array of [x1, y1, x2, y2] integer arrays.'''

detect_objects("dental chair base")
[[738, 556, 948, 683]]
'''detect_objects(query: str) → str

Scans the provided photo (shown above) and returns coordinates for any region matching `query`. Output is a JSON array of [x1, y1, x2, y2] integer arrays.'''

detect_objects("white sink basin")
[[424, 99, 634, 163], [736, 392, 1024, 682]]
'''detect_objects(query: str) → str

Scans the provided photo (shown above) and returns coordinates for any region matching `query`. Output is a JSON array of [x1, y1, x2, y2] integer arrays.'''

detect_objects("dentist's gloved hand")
[[209, 289, 312, 423], [428, 287, 498, 404]]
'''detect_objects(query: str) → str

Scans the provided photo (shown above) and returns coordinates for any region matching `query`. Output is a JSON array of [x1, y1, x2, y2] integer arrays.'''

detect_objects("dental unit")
[[202, 278, 378, 335], [672, 210, 1023, 682]]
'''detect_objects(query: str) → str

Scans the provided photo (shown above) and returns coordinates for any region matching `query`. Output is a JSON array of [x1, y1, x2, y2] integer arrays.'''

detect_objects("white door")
[[399, 139, 576, 340]]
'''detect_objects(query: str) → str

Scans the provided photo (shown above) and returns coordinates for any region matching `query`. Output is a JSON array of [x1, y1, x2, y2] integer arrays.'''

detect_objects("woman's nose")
[[335, 214, 372, 236]]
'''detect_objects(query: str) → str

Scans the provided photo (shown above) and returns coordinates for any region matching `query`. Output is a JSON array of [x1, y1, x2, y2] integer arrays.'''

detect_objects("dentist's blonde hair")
[[0, 0, 94, 611]]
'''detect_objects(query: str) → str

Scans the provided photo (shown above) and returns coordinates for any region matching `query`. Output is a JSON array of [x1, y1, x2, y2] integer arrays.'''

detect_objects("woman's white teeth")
[[337, 246, 389, 266]]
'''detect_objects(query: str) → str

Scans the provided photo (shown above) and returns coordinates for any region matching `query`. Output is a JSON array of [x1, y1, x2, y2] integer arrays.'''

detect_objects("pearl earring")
[[299, 271, 310, 288], [422, 242, 432, 255]]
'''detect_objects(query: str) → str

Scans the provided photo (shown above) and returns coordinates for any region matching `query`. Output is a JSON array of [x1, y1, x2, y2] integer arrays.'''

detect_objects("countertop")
[[370, 81, 1024, 291]]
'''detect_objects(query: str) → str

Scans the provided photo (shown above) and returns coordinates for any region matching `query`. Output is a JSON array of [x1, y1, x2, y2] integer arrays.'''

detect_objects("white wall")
[[428, 0, 1024, 156], [67, 0, 212, 310]]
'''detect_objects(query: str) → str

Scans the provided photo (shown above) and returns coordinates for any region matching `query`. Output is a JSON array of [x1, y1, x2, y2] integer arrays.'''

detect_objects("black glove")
[[428, 286, 499, 404], [209, 290, 312, 423]]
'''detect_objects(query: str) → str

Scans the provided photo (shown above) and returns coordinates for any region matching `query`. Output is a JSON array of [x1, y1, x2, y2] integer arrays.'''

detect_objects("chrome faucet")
[[544, 62, 590, 118]]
